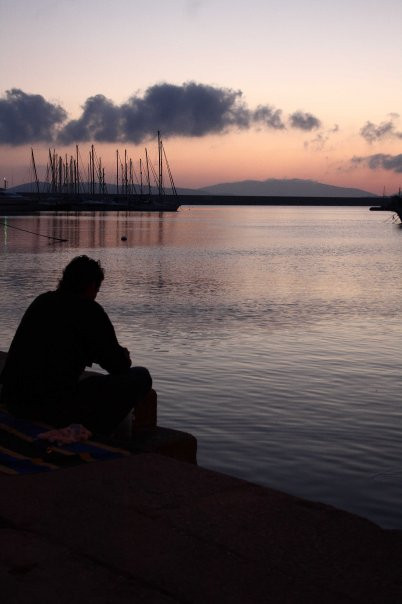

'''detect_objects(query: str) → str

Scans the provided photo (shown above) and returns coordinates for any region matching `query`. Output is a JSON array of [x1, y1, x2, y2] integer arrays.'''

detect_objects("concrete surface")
[[1, 453, 402, 603]]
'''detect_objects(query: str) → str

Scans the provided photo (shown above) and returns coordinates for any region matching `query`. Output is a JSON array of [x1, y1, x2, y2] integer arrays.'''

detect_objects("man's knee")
[[129, 366, 152, 390], [133, 388, 157, 429]]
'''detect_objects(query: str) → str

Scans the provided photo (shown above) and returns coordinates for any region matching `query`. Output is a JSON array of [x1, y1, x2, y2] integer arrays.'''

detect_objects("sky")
[[1, 0, 402, 194]]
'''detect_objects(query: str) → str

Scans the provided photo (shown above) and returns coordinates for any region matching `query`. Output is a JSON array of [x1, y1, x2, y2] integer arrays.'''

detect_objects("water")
[[1, 205, 402, 530]]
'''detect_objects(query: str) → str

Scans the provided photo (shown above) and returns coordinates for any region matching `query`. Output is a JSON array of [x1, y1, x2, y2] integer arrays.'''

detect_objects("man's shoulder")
[[28, 291, 109, 324], [27, 291, 56, 312], [33, 291, 54, 302], [28, 291, 97, 314]]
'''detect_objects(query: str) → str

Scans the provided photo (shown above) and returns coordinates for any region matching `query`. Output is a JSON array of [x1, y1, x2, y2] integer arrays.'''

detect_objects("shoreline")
[[180, 194, 378, 206], [0, 193, 380, 214]]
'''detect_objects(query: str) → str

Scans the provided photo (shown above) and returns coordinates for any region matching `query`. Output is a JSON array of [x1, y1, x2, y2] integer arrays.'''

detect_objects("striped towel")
[[0, 407, 129, 475]]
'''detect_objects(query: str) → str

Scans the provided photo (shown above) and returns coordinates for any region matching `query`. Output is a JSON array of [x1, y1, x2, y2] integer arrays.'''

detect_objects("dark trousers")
[[72, 367, 152, 435], [2, 367, 152, 437]]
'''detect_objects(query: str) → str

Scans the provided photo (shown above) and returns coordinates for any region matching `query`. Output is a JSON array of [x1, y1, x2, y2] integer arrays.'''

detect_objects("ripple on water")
[[1, 207, 402, 529]]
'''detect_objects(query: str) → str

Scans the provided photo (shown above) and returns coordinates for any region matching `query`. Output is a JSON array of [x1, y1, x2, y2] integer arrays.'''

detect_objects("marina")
[[0, 132, 180, 212]]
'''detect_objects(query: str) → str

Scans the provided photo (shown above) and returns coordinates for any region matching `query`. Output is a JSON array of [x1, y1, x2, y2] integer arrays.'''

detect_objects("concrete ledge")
[[123, 426, 198, 464], [0, 454, 402, 603]]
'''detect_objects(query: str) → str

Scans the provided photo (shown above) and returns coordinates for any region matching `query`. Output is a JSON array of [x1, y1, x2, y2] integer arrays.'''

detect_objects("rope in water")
[[0, 220, 68, 242]]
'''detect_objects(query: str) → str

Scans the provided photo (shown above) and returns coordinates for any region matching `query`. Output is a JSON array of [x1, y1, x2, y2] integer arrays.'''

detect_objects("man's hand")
[[122, 347, 132, 367]]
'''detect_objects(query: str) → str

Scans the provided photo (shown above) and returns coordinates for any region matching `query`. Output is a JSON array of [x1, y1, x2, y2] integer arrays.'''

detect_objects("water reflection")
[[1, 210, 183, 250], [1, 206, 402, 529]]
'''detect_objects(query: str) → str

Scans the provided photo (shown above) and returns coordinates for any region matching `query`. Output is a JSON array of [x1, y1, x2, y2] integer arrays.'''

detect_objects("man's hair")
[[57, 255, 105, 294]]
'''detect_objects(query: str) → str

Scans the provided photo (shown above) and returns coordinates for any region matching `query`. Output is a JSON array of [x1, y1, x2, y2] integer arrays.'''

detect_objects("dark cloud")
[[289, 111, 321, 131], [253, 105, 285, 129], [58, 95, 121, 144], [59, 83, 252, 144], [360, 120, 395, 143], [0, 84, 322, 145], [53, 84, 316, 143], [351, 153, 402, 173], [0, 88, 67, 144], [360, 117, 402, 143], [122, 82, 250, 141]]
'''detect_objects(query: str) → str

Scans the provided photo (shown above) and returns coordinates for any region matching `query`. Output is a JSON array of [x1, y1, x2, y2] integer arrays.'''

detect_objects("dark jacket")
[[0, 291, 130, 412]]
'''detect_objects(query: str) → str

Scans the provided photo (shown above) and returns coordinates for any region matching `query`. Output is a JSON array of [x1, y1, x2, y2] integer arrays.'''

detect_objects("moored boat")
[[370, 193, 402, 222]]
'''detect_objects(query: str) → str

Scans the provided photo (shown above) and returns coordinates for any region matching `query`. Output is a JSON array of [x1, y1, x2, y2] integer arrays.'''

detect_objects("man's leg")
[[73, 366, 152, 436], [132, 388, 157, 430]]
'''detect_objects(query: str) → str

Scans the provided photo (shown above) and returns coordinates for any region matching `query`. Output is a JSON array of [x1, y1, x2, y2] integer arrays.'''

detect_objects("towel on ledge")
[[37, 424, 92, 445], [0, 407, 129, 475]]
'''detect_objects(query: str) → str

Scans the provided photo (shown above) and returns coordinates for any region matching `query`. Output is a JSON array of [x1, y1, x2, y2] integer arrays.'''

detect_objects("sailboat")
[[370, 189, 402, 222]]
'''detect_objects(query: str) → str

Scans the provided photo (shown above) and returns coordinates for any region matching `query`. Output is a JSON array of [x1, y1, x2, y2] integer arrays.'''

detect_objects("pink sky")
[[1, 0, 402, 195]]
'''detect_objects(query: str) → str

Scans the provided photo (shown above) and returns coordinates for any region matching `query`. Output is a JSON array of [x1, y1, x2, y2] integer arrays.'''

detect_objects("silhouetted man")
[[0, 255, 152, 436]]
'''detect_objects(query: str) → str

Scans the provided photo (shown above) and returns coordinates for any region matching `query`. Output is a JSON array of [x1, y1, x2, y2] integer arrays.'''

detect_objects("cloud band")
[[0, 84, 321, 145], [352, 153, 402, 173]]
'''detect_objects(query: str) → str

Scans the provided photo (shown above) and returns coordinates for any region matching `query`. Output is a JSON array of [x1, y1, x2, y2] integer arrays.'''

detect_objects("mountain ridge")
[[195, 178, 376, 197]]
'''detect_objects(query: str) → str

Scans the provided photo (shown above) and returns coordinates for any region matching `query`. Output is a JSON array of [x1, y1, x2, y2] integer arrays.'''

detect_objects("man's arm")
[[85, 303, 132, 374]]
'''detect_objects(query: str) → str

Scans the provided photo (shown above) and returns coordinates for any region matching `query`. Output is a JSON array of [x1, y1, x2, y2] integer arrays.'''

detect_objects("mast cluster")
[[30, 133, 176, 198]]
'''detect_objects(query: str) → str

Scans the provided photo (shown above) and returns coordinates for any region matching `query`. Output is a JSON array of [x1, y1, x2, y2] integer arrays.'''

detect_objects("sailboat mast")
[[76, 145, 80, 194], [145, 148, 151, 195], [129, 159, 134, 195], [124, 149, 128, 196], [158, 130, 163, 196], [91, 145, 95, 197], [31, 148, 40, 195], [58, 156, 62, 193], [49, 149, 55, 192], [69, 156, 74, 194], [116, 150, 119, 195], [162, 141, 177, 196], [98, 157, 102, 194]]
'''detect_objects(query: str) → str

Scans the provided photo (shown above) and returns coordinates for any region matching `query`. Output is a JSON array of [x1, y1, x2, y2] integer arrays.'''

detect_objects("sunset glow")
[[1, 0, 402, 194]]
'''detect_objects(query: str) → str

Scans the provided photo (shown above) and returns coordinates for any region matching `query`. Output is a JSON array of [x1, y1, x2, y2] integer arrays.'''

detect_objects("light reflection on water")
[[1, 206, 402, 529]]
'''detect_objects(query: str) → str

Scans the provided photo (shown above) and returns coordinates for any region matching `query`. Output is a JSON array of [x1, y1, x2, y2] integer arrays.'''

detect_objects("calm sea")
[[1, 205, 401, 529]]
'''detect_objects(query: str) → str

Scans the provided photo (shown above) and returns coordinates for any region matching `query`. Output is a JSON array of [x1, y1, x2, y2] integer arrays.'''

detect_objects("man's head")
[[57, 256, 104, 299]]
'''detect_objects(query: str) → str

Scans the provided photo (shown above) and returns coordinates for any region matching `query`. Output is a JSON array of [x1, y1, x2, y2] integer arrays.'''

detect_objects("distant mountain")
[[9, 178, 377, 197], [193, 178, 376, 198]]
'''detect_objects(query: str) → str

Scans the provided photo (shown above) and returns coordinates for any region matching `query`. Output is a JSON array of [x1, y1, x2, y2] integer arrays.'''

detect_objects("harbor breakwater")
[[0, 192, 378, 213]]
